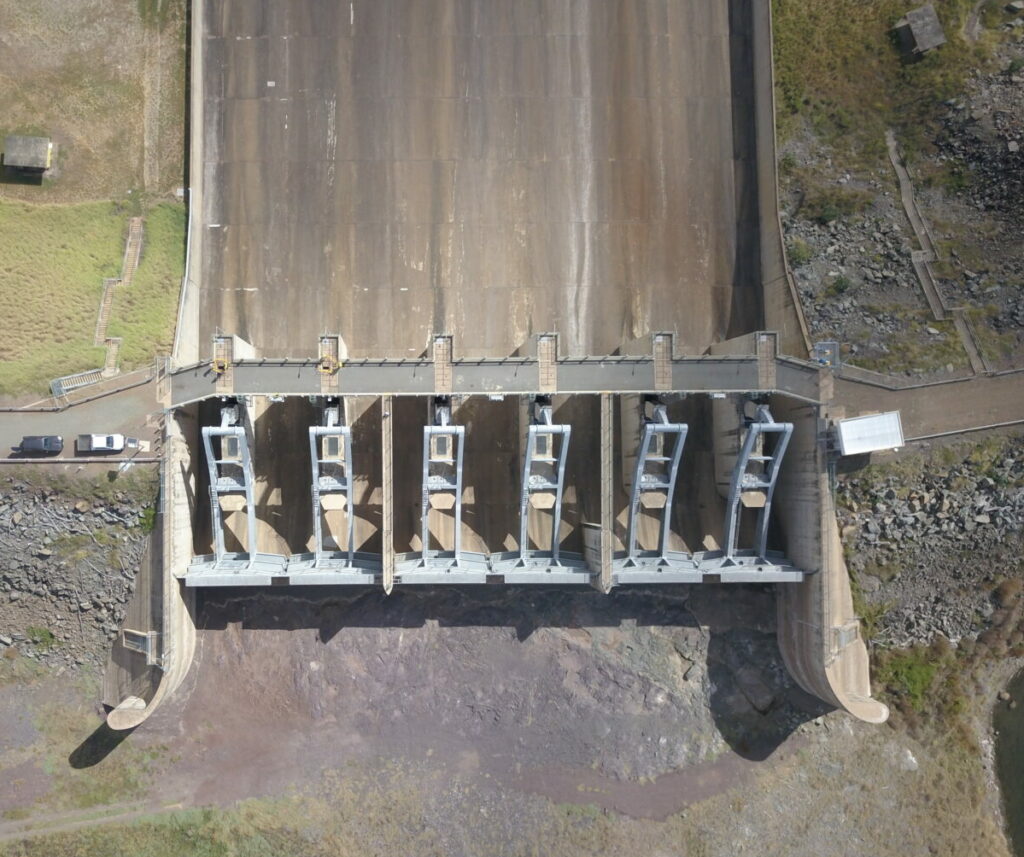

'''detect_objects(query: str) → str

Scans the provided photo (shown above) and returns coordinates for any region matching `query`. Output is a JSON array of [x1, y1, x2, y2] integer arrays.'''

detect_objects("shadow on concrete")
[[707, 628, 831, 760], [835, 452, 873, 476], [724, 0, 764, 341], [196, 583, 829, 761], [69, 722, 136, 769]]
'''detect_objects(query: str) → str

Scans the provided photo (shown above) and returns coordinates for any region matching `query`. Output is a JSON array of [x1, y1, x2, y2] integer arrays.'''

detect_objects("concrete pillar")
[[653, 333, 673, 392], [381, 395, 394, 593], [318, 335, 341, 395], [538, 333, 558, 394], [757, 332, 778, 391], [598, 393, 613, 593], [433, 335, 453, 395], [213, 335, 234, 395]]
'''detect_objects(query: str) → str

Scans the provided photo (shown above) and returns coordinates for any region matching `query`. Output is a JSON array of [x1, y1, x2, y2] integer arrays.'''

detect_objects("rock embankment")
[[0, 477, 149, 671], [783, 203, 953, 373], [781, 34, 1024, 374], [838, 435, 1024, 648]]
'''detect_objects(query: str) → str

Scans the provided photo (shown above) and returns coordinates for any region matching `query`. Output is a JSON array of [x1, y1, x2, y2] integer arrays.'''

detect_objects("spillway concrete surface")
[[199, 0, 764, 358]]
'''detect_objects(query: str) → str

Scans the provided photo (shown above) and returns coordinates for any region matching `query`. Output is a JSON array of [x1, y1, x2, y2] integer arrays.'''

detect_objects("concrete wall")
[[751, 0, 812, 359], [171, 0, 204, 367], [107, 413, 198, 730], [102, 500, 163, 709], [771, 389, 888, 723]]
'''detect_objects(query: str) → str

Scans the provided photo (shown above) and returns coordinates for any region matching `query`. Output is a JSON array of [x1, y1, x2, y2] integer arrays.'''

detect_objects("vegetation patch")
[[772, 0, 994, 162], [875, 646, 939, 712], [106, 203, 186, 371], [0, 199, 184, 395], [849, 312, 968, 374], [786, 236, 813, 266], [3, 464, 159, 508], [966, 305, 1018, 368], [0, 0, 187, 203], [849, 570, 893, 642], [32, 698, 162, 812], [25, 627, 58, 651], [138, 0, 176, 29], [139, 505, 158, 534], [0, 201, 124, 395], [800, 183, 873, 224]]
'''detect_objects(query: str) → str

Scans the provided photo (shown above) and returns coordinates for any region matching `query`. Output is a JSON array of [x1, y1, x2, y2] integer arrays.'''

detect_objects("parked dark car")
[[14, 435, 63, 455]]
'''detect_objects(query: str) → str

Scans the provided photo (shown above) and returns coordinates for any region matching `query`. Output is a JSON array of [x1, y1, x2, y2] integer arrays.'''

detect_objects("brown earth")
[[0, 0, 185, 203], [0, 583, 1015, 856]]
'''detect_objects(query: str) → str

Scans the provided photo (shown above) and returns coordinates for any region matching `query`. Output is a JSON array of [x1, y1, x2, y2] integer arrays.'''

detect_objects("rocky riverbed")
[[0, 473, 151, 672]]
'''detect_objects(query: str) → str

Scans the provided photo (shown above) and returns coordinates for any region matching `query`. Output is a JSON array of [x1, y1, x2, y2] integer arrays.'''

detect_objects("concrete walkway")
[[0, 381, 161, 462], [836, 369, 1024, 439]]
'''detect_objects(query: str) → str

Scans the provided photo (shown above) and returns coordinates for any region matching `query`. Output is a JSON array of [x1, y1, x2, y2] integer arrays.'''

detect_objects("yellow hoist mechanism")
[[213, 357, 230, 375], [318, 355, 340, 375]]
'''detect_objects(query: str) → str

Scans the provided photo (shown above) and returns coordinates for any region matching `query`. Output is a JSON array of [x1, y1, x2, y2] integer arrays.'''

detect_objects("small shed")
[[895, 4, 947, 56], [2, 135, 53, 171], [834, 412, 905, 457]]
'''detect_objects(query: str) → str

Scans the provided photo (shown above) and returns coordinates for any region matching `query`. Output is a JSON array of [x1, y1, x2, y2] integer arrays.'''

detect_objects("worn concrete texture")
[[199, 0, 765, 359]]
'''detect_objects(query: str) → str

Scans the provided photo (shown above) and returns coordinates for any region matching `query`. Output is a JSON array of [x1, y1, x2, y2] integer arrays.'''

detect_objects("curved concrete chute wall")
[[769, 392, 889, 724], [108, 418, 199, 731], [751, 0, 813, 358]]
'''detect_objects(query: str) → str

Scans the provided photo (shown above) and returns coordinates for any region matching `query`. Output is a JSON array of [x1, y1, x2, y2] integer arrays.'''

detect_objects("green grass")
[[0, 201, 125, 395], [966, 305, 1019, 368], [3, 464, 159, 507], [25, 627, 58, 651], [139, 505, 158, 534], [0, 200, 184, 395], [29, 699, 157, 813], [801, 183, 873, 224], [787, 236, 814, 266], [849, 312, 968, 374], [875, 647, 938, 712], [106, 203, 185, 370], [849, 571, 893, 642], [824, 274, 852, 298], [138, 0, 176, 29], [772, 0, 994, 162]]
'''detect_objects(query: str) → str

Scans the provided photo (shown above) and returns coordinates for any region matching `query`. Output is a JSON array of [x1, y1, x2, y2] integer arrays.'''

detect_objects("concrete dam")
[[104, 0, 888, 729]]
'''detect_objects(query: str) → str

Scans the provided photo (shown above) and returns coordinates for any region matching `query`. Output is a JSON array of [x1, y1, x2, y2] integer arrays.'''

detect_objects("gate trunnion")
[[289, 397, 381, 583], [492, 396, 590, 583], [184, 391, 809, 587], [395, 397, 489, 583], [190, 399, 288, 580], [614, 397, 690, 581]]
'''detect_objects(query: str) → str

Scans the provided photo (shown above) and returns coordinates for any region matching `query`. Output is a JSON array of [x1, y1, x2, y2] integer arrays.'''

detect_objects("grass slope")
[[106, 203, 185, 370], [0, 200, 185, 395], [0, 201, 123, 395], [772, 0, 993, 162]]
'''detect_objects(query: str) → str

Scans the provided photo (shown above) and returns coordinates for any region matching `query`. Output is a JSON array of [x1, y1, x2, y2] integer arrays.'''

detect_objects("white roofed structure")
[[835, 412, 904, 456]]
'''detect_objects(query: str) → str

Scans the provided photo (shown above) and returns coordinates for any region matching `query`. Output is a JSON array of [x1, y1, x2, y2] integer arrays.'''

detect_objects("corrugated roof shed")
[[836, 412, 905, 457], [897, 4, 947, 54], [3, 135, 52, 170]]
